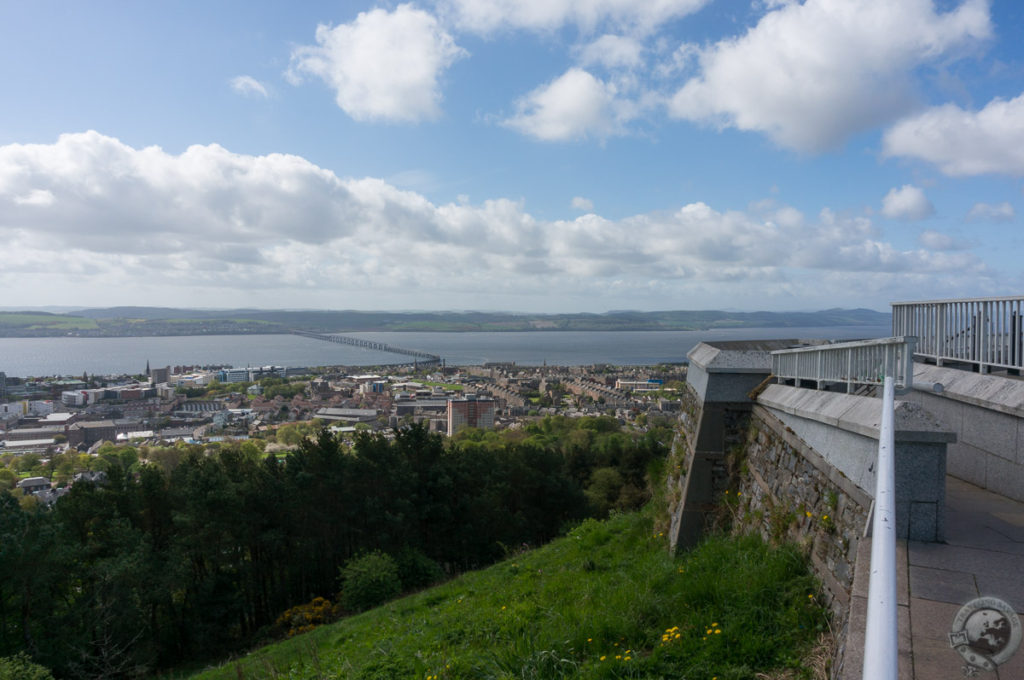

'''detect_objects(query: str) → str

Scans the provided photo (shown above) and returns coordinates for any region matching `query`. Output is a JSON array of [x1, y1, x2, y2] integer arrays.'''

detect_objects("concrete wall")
[[904, 363, 1024, 502]]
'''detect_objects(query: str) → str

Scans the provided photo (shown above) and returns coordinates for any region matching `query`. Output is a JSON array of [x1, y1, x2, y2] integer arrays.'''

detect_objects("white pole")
[[863, 375, 898, 680]]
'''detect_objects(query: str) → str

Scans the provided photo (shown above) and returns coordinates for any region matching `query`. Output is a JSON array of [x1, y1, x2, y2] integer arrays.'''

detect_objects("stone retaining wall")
[[732, 406, 870, 622]]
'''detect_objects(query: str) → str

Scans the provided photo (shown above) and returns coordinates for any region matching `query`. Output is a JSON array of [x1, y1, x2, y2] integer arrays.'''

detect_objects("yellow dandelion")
[[615, 655, 622, 660], [706, 629, 712, 635], [805, 511, 812, 517], [715, 629, 722, 634], [501, 605, 506, 610], [625, 656, 632, 661], [600, 656, 606, 661], [823, 514, 829, 520]]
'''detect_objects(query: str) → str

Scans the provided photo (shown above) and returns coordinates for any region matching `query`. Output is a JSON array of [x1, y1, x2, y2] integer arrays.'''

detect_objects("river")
[[0, 326, 892, 377]]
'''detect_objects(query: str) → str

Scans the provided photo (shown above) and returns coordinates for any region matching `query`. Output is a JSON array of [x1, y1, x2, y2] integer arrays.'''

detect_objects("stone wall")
[[729, 406, 874, 680], [666, 381, 754, 552], [906, 363, 1024, 502], [732, 406, 870, 620]]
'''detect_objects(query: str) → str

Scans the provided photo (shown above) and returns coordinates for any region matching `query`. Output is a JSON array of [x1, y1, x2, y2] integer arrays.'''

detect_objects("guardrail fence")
[[863, 376, 899, 680], [770, 336, 917, 393], [770, 339, 904, 678], [892, 295, 1024, 373]]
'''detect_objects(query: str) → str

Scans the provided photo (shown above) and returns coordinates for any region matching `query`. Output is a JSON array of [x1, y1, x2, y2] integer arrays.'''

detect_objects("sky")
[[0, 0, 1022, 314]]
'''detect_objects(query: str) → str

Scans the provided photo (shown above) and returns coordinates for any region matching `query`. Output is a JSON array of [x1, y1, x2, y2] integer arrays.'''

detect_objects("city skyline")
[[1, 0, 1022, 313]]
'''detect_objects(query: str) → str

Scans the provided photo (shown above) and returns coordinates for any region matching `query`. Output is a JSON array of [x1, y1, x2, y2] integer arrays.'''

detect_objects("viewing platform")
[[669, 296, 1024, 679]]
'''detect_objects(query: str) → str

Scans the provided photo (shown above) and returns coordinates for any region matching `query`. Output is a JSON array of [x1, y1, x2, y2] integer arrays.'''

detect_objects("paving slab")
[[908, 565, 977, 605], [847, 476, 1024, 679], [909, 597, 967, 680], [909, 477, 1024, 678]]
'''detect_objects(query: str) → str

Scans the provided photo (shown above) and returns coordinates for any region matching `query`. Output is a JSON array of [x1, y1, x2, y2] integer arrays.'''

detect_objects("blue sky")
[[0, 0, 1022, 313]]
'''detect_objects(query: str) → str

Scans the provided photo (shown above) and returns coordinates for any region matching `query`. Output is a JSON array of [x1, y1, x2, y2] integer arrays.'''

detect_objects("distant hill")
[[0, 306, 891, 337]]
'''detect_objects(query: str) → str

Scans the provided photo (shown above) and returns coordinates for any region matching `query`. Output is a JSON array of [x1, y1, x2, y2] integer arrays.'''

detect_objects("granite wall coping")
[[913, 363, 1024, 418], [758, 384, 956, 444]]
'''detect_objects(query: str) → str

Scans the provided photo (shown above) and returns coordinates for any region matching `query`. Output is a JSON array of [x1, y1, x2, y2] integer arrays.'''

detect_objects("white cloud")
[[881, 185, 934, 221], [577, 35, 643, 69], [230, 75, 269, 98], [504, 68, 631, 141], [918, 230, 962, 250], [571, 196, 594, 211], [12, 189, 55, 206], [883, 93, 1024, 175], [0, 132, 989, 309], [966, 201, 1015, 221], [288, 4, 466, 123], [668, 0, 991, 152], [439, 0, 708, 35]]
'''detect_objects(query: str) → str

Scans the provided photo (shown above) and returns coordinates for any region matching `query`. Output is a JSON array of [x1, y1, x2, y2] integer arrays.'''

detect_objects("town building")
[[314, 407, 379, 424], [446, 396, 496, 437], [16, 477, 51, 495]]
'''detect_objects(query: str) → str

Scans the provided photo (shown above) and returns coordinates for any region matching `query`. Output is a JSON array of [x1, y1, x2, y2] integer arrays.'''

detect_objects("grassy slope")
[[189, 509, 827, 680]]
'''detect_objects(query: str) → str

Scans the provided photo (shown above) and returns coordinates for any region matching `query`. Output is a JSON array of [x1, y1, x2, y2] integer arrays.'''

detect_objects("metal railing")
[[771, 336, 917, 392], [892, 295, 1024, 373], [863, 376, 898, 680]]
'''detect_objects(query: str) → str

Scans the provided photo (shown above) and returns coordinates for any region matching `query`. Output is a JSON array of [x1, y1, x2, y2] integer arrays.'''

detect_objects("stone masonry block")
[[914, 391, 963, 434], [944, 441, 987, 488], [1018, 417, 1024, 465], [895, 499, 910, 538], [909, 502, 940, 542], [984, 455, 1024, 504], [894, 442, 945, 503], [961, 405, 1018, 461]]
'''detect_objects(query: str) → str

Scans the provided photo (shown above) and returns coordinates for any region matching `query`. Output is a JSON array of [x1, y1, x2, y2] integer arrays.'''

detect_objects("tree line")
[[0, 416, 670, 678]]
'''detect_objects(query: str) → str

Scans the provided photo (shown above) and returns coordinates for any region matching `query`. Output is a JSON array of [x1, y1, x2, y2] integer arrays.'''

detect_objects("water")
[[0, 326, 892, 377]]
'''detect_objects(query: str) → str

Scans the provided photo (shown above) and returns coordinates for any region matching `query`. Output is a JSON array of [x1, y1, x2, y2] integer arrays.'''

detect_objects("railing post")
[[863, 376, 898, 680], [847, 350, 854, 394]]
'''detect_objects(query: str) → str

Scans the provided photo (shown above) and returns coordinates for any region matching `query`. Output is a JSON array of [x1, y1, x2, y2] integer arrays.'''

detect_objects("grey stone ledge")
[[912, 363, 1024, 418], [758, 384, 956, 444], [688, 339, 818, 371]]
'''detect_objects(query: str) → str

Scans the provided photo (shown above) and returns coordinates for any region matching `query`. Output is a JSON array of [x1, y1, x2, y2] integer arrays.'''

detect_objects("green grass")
[[161, 317, 277, 325], [188, 510, 827, 680], [0, 312, 98, 330], [420, 381, 465, 392]]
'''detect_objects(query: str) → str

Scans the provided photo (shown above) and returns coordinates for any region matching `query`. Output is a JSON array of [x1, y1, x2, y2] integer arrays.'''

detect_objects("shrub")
[[395, 547, 445, 591], [275, 596, 339, 637], [0, 653, 54, 680], [339, 551, 402, 612]]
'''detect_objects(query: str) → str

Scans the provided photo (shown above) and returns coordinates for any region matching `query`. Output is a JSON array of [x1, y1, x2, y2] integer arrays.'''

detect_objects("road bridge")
[[291, 330, 441, 367]]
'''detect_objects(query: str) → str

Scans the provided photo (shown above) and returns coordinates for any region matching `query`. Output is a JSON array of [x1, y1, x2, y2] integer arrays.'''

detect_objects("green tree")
[[339, 552, 401, 612], [0, 653, 54, 680]]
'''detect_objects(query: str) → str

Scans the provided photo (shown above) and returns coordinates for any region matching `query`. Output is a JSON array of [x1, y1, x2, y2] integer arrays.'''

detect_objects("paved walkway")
[[844, 476, 1024, 679]]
